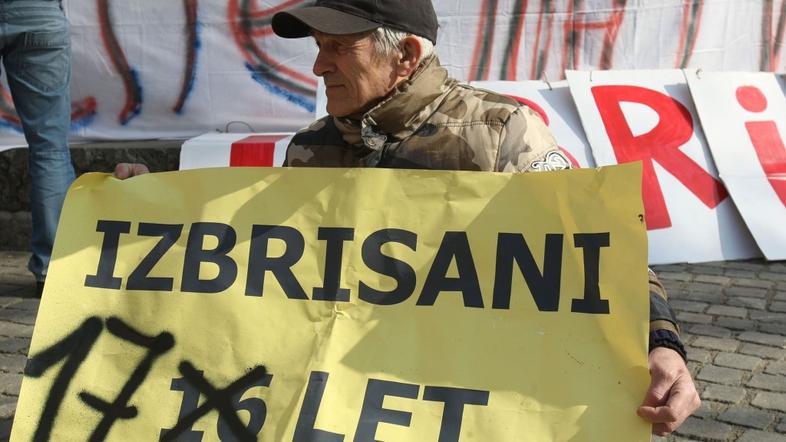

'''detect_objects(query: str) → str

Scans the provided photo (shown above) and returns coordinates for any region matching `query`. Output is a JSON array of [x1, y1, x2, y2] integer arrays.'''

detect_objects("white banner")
[[1, 0, 785, 149], [179, 133, 292, 169], [565, 69, 760, 264], [687, 71, 786, 260]]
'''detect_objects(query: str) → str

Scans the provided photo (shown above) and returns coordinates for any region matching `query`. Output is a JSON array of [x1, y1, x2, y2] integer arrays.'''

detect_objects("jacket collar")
[[333, 55, 455, 149]]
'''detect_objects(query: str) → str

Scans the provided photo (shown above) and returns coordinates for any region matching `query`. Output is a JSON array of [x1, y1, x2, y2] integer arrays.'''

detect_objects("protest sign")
[[13, 165, 650, 441], [566, 69, 760, 264], [686, 70, 786, 260]]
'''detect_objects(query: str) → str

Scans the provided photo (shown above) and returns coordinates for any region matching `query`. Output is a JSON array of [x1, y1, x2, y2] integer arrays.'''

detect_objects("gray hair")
[[371, 27, 434, 65]]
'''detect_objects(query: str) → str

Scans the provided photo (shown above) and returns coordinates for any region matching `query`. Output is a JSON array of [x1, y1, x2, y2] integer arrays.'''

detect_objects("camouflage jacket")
[[285, 56, 569, 172], [285, 56, 680, 338]]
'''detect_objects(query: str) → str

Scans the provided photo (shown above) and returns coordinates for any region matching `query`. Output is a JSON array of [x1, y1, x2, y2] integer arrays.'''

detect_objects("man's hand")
[[114, 163, 150, 179], [638, 347, 701, 436]]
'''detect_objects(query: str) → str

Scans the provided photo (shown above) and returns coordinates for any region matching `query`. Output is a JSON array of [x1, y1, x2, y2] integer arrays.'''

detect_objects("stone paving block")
[[777, 421, 786, 433], [726, 286, 770, 298], [753, 392, 786, 412], [695, 275, 732, 286], [734, 278, 776, 289], [714, 317, 757, 331], [729, 296, 768, 310], [4, 299, 39, 312], [707, 305, 749, 318], [748, 374, 786, 393], [761, 323, 786, 336], [776, 292, 786, 302], [715, 352, 764, 371], [0, 308, 36, 326], [739, 332, 786, 348], [0, 321, 34, 338], [680, 291, 725, 304], [0, 337, 29, 354], [677, 312, 713, 325], [741, 343, 786, 360], [751, 310, 786, 323], [692, 282, 726, 294], [0, 354, 25, 374], [771, 302, 786, 314], [671, 300, 709, 313], [693, 336, 741, 352], [737, 430, 786, 442], [0, 395, 15, 421], [701, 385, 746, 404], [762, 272, 786, 282], [689, 324, 732, 339], [656, 271, 693, 282], [692, 399, 725, 419], [718, 405, 775, 429], [674, 416, 733, 441], [686, 346, 712, 364], [697, 365, 746, 385], [767, 361, 786, 376], [651, 263, 688, 272], [0, 374, 21, 396]]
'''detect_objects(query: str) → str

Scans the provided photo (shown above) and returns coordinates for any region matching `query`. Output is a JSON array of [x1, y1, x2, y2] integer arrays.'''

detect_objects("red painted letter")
[[591, 85, 728, 230], [738, 85, 786, 207]]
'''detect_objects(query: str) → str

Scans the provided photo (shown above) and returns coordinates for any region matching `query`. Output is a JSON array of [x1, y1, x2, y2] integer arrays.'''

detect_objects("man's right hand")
[[114, 163, 150, 179]]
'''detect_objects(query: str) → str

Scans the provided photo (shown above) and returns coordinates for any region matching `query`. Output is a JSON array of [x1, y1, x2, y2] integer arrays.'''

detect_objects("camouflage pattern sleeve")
[[649, 268, 681, 335], [494, 105, 570, 173]]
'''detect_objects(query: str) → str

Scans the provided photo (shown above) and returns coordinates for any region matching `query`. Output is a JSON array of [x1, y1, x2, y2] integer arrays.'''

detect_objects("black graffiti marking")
[[160, 362, 268, 442], [78, 317, 175, 441], [24, 317, 104, 442], [159, 374, 206, 441]]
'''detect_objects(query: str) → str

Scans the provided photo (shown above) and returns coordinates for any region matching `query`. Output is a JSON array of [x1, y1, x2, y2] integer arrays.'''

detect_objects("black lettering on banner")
[[571, 233, 611, 314], [159, 374, 205, 441], [127, 223, 184, 291], [492, 233, 563, 311], [354, 379, 419, 442], [417, 232, 483, 308], [181, 223, 238, 293], [78, 317, 175, 441], [245, 225, 308, 299], [216, 373, 272, 442], [24, 317, 104, 442], [294, 371, 344, 442], [312, 227, 354, 302], [423, 386, 490, 442], [160, 362, 268, 442], [161, 370, 273, 442], [358, 228, 417, 305], [85, 220, 131, 289]]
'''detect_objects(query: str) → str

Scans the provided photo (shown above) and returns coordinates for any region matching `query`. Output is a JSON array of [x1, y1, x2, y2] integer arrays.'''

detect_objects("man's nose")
[[312, 50, 333, 77]]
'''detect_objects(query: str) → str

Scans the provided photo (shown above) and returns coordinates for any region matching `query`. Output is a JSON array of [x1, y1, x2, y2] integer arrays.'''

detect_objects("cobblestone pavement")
[[0, 250, 785, 441]]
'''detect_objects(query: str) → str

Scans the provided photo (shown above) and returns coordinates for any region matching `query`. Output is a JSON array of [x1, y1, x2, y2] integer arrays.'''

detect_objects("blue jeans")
[[0, 0, 74, 282]]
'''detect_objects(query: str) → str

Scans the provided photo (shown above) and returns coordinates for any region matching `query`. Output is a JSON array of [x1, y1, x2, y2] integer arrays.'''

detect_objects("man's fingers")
[[114, 163, 150, 179]]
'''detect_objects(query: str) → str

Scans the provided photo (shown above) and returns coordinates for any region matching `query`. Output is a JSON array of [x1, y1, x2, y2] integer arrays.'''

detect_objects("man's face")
[[312, 31, 399, 117]]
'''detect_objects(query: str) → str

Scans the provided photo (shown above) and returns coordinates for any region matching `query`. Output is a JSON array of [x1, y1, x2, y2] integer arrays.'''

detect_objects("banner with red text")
[[565, 69, 761, 264], [1, 0, 785, 150], [686, 71, 786, 260]]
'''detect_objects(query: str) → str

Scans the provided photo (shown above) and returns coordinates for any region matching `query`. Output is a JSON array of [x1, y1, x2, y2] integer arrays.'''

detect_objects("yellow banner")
[[13, 164, 650, 441]]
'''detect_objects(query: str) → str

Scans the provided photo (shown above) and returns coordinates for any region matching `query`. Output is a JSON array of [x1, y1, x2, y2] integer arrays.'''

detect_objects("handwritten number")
[[24, 317, 104, 442]]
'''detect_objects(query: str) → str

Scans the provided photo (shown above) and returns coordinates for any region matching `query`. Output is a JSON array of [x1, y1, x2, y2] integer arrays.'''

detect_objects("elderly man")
[[271, 0, 700, 436], [117, 0, 699, 435]]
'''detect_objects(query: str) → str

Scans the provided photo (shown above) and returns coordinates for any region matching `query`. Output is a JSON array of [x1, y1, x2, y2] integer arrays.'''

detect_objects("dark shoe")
[[36, 281, 44, 298]]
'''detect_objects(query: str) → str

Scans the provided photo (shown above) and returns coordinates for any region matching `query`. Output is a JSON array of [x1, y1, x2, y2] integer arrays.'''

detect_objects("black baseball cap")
[[272, 0, 438, 44]]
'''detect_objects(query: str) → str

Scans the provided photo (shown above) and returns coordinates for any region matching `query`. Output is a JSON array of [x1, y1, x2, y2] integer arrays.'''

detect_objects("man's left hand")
[[637, 346, 701, 436]]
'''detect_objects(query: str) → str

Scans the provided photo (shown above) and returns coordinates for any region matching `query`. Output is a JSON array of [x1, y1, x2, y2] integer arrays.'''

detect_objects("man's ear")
[[397, 36, 423, 77]]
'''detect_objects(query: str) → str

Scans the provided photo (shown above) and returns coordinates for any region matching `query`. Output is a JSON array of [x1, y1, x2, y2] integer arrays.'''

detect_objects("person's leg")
[[3, 1, 74, 288]]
